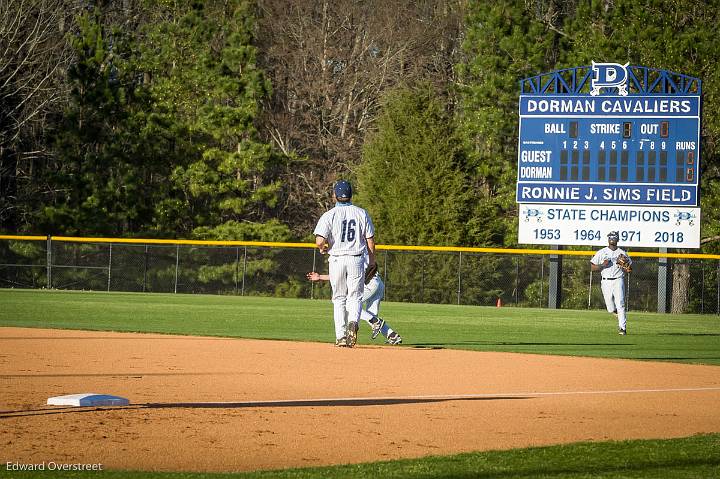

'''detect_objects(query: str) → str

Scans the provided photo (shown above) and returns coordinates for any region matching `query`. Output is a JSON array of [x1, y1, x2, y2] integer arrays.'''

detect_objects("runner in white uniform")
[[590, 231, 632, 335], [313, 180, 376, 347], [306, 252, 403, 345]]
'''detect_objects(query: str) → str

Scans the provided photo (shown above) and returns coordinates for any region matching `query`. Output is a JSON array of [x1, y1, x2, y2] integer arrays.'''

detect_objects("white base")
[[47, 393, 129, 407]]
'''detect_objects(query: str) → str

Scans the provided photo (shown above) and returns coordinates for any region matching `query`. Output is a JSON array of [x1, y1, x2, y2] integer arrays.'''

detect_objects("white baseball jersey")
[[313, 203, 375, 256], [590, 247, 631, 279]]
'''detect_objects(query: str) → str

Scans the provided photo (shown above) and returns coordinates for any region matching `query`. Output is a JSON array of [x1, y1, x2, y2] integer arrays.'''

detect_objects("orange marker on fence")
[[496, 297, 502, 307]]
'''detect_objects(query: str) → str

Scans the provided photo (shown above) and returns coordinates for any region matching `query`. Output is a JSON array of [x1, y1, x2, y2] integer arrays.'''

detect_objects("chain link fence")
[[1, 237, 719, 314]]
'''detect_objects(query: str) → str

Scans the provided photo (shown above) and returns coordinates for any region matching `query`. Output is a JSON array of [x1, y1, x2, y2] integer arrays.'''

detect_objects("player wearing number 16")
[[313, 180, 376, 348]]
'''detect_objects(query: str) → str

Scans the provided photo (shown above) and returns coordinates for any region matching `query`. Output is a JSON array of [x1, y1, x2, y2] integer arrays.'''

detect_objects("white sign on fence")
[[518, 204, 700, 248]]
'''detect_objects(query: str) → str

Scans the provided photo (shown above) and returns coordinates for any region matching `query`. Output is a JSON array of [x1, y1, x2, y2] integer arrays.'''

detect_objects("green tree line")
[[1, 0, 719, 255]]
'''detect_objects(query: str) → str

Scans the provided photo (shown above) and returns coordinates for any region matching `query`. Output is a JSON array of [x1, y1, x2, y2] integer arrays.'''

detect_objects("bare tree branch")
[[0, 0, 84, 230], [701, 235, 720, 245], [256, 0, 464, 235]]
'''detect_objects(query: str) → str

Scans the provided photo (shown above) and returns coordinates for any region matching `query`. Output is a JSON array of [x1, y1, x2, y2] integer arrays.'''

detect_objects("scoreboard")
[[516, 95, 700, 206], [516, 64, 702, 248]]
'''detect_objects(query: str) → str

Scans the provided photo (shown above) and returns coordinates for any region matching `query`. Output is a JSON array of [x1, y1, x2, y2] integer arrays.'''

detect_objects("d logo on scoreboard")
[[590, 61, 629, 96]]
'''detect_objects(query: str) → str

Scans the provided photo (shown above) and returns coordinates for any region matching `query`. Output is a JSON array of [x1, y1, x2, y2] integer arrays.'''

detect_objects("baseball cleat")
[[346, 322, 359, 347], [386, 332, 402, 345], [370, 317, 385, 340], [335, 337, 348, 347], [618, 328, 627, 335]]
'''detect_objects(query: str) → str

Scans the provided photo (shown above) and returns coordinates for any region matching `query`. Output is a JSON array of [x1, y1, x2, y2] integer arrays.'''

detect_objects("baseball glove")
[[616, 254, 632, 273], [364, 262, 378, 285]]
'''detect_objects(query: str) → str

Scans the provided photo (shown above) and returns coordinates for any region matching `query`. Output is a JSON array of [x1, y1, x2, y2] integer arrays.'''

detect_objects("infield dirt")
[[1, 327, 720, 472]]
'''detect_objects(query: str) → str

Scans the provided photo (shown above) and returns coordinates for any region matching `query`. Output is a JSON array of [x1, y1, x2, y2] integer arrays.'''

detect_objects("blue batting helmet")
[[334, 180, 352, 200]]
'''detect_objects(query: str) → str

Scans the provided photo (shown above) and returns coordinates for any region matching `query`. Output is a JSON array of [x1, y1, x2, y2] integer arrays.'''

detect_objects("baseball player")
[[590, 231, 632, 335], [306, 254, 403, 346], [313, 180, 376, 348]]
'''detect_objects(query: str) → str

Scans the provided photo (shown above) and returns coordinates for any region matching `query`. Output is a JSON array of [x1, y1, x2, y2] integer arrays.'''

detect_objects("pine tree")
[[139, 0, 288, 241], [356, 85, 470, 246], [43, 9, 145, 235], [457, 0, 562, 246]]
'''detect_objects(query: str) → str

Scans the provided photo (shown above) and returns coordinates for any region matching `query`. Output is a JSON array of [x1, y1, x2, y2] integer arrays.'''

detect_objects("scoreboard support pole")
[[548, 245, 563, 309], [657, 248, 670, 313], [46, 235, 52, 289]]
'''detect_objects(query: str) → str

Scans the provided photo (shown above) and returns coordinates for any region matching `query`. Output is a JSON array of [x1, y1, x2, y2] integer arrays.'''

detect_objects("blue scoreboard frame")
[[516, 65, 701, 207]]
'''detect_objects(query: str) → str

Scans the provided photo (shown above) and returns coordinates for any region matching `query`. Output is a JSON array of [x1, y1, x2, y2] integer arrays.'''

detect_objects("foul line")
[[276, 386, 720, 403], [412, 386, 720, 400]]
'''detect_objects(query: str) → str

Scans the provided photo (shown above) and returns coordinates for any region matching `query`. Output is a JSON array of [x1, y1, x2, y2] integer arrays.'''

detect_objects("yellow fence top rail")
[[1, 234, 719, 260], [0, 235, 47, 241]]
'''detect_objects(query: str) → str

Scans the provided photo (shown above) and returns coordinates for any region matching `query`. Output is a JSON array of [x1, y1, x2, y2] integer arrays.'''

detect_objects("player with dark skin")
[[590, 231, 632, 335]]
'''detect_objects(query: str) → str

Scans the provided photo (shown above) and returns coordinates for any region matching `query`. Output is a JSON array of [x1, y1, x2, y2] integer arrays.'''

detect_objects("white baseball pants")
[[360, 275, 384, 322], [601, 277, 627, 330], [341, 275, 394, 338], [360, 276, 395, 338], [329, 254, 365, 340]]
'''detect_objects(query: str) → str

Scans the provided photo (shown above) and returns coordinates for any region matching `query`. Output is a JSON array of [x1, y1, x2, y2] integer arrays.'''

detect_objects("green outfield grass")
[[5, 434, 720, 478], [1, 289, 719, 364], [2, 289, 720, 478]]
